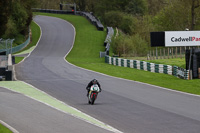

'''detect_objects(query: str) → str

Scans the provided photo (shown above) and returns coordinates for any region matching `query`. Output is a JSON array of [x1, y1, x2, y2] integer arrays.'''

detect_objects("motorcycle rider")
[[86, 79, 101, 96]]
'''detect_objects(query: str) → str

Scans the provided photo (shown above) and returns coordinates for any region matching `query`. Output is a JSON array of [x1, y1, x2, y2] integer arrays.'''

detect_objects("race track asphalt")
[[15, 15, 200, 133], [0, 87, 113, 133]]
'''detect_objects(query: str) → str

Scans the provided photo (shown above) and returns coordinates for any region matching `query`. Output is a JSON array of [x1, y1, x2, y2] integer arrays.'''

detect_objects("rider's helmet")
[[92, 79, 97, 84]]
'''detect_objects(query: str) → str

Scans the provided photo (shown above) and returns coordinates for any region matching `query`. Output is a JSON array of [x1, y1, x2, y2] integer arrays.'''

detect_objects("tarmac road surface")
[[15, 15, 200, 133], [0, 87, 113, 133]]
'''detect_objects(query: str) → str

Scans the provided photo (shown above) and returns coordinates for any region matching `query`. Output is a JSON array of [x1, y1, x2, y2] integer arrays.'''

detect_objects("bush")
[[130, 34, 148, 56], [120, 15, 137, 35], [4, 17, 18, 38], [104, 11, 137, 35], [111, 34, 133, 57], [153, 1, 191, 31], [111, 33, 148, 57], [104, 11, 123, 27], [125, 0, 147, 16]]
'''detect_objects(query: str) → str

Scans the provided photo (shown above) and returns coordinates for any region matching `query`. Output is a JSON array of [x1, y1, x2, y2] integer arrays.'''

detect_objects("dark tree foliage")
[[125, 0, 147, 16], [0, 0, 11, 37], [0, 0, 39, 38]]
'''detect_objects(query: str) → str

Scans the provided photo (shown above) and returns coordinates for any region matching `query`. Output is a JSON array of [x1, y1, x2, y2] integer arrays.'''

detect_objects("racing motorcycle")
[[88, 84, 100, 105]]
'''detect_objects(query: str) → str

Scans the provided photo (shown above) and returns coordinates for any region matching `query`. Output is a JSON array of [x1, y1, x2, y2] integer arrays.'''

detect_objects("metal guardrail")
[[79, 12, 104, 31], [32, 8, 76, 15], [100, 27, 114, 57]]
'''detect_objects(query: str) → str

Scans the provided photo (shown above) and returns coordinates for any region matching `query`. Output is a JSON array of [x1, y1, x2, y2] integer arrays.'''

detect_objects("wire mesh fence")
[[0, 38, 15, 55], [148, 46, 200, 60], [0, 34, 30, 55]]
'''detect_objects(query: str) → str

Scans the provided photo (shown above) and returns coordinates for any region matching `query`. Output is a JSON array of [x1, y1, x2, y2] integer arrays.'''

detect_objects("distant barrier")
[[100, 27, 114, 57], [79, 12, 104, 31], [105, 55, 189, 80], [32, 8, 75, 15]]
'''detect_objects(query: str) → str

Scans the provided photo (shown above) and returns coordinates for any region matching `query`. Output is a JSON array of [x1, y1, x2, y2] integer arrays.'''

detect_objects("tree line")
[[0, 0, 39, 39], [40, 0, 200, 57], [1, 0, 200, 57]]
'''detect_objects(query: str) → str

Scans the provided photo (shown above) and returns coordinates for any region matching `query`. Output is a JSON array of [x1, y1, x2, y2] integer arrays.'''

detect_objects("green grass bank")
[[15, 21, 41, 63], [0, 123, 12, 133]]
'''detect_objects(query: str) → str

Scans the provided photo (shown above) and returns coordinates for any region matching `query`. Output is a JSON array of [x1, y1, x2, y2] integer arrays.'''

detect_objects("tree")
[[125, 0, 148, 16], [191, 0, 200, 30], [40, 0, 60, 9], [147, 0, 168, 15], [1, 0, 39, 38], [0, 0, 11, 37], [111, 34, 134, 57], [74, 0, 86, 11], [153, 1, 191, 31]]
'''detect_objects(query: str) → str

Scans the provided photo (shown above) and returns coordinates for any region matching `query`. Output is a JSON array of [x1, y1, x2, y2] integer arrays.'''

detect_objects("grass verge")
[[0, 123, 12, 133], [147, 58, 186, 68], [32, 13, 200, 95], [15, 57, 24, 64], [15, 21, 41, 63], [125, 57, 186, 68]]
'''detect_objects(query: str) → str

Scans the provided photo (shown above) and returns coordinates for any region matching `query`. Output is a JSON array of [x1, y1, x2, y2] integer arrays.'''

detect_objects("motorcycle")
[[88, 84, 100, 105]]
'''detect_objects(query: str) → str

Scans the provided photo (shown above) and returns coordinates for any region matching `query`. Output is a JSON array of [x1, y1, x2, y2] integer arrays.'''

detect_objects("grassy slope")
[[21, 21, 41, 51], [0, 123, 12, 133], [125, 57, 186, 68], [145, 58, 185, 68], [32, 13, 200, 95], [15, 21, 41, 63]]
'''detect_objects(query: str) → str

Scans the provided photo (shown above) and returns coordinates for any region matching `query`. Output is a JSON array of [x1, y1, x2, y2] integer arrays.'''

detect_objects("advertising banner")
[[165, 31, 200, 47]]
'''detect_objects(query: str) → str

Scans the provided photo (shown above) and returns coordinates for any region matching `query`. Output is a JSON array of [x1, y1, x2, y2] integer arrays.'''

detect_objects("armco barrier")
[[100, 27, 114, 57], [105, 55, 189, 80], [104, 27, 114, 46], [79, 12, 104, 31], [32, 8, 75, 15]]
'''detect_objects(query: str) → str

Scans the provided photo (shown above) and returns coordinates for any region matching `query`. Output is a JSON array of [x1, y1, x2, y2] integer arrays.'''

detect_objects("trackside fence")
[[100, 27, 114, 57], [105, 55, 189, 80], [0, 35, 30, 54], [79, 12, 104, 31], [32, 8, 75, 15]]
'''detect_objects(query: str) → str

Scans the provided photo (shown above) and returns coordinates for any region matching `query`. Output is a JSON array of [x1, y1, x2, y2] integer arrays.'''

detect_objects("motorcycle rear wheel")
[[91, 100, 94, 105]]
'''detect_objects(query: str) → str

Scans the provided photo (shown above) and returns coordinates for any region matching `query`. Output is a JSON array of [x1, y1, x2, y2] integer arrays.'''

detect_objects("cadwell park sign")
[[166, 31, 200, 47], [150, 31, 200, 47]]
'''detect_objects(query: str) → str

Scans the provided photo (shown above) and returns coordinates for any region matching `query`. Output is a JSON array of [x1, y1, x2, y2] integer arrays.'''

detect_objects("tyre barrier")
[[32, 8, 75, 15], [79, 12, 104, 31], [105, 55, 189, 80]]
